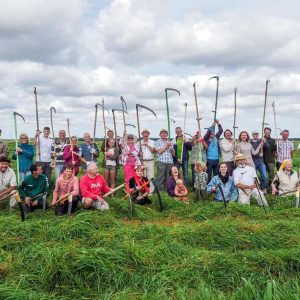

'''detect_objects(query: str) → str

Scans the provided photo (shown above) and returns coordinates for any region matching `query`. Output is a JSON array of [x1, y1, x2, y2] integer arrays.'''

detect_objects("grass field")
[[0, 141, 300, 299]]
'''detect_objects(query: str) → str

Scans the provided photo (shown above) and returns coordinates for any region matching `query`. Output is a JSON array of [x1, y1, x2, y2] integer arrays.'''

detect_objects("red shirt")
[[80, 173, 110, 200]]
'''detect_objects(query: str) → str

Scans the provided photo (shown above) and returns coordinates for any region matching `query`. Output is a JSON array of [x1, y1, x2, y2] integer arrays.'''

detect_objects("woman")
[[63, 136, 81, 175], [166, 166, 188, 199], [128, 165, 151, 205], [120, 134, 141, 183], [12, 133, 34, 182], [271, 160, 299, 196], [236, 131, 262, 168], [207, 162, 238, 202], [51, 164, 80, 215], [102, 138, 119, 189], [190, 131, 207, 187]]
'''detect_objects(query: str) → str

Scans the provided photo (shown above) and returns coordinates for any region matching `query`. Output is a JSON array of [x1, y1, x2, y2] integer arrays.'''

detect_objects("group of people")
[[0, 120, 299, 215]]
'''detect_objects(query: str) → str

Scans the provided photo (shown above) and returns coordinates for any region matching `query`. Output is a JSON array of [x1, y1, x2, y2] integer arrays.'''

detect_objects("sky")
[[1, 0, 299, 139]]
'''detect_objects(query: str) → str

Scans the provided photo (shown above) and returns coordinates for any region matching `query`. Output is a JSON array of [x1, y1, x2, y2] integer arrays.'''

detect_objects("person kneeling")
[[80, 162, 110, 211], [51, 164, 80, 215], [207, 162, 238, 202], [19, 163, 49, 213], [128, 165, 151, 205]]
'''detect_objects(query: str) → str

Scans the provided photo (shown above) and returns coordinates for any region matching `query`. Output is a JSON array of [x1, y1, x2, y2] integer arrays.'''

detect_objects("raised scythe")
[[233, 88, 238, 140], [181, 103, 187, 162], [50, 107, 56, 169], [193, 82, 204, 162], [101, 99, 110, 155], [165, 88, 180, 139], [271, 101, 279, 159], [125, 123, 136, 128], [13, 112, 25, 186], [261, 80, 270, 137], [209, 76, 219, 122], [34, 87, 41, 161], [112, 108, 129, 150], [120, 96, 128, 135], [66, 118, 75, 165], [136, 104, 157, 156]]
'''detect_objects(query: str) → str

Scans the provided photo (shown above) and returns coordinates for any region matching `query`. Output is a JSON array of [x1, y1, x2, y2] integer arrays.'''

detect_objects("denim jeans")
[[176, 160, 189, 185], [254, 159, 267, 190], [55, 164, 64, 181], [19, 170, 31, 184], [207, 159, 219, 182]]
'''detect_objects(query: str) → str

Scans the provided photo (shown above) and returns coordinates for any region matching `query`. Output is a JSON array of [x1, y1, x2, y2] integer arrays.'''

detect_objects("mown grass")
[[0, 141, 300, 299]]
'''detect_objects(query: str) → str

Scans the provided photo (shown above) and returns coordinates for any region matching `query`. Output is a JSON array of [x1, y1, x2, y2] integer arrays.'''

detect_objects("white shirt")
[[0, 167, 17, 190], [233, 165, 257, 186], [36, 135, 53, 162], [141, 139, 155, 160], [219, 138, 235, 162]]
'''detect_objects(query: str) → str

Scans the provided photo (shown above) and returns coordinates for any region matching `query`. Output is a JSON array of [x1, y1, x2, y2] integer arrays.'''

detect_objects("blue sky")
[[0, 0, 299, 139]]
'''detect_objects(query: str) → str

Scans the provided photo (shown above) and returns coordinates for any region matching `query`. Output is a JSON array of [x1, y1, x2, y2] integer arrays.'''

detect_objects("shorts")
[[104, 165, 117, 171]]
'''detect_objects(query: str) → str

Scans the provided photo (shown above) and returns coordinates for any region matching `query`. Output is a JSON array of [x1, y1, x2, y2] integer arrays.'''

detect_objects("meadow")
[[0, 140, 300, 299]]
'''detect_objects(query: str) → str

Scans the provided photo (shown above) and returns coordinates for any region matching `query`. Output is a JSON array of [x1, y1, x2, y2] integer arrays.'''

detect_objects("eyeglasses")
[[20, 137, 28, 140], [128, 137, 134, 140]]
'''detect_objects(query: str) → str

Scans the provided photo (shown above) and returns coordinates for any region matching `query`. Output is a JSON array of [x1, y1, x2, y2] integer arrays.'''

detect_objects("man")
[[233, 153, 268, 207], [80, 162, 110, 210], [0, 131, 9, 159], [172, 127, 192, 185], [219, 129, 235, 175], [101, 129, 117, 152], [251, 131, 267, 193], [0, 157, 18, 208], [155, 129, 175, 191], [263, 127, 277, 188], [19, 163, 49, 213], [34, 127, 53, 185], [277, 130, 294, 170], [51, 129, 69, 180], [203, 120, 223, 181], [140, 129, 156, 193], [79, 132, 99, 173]]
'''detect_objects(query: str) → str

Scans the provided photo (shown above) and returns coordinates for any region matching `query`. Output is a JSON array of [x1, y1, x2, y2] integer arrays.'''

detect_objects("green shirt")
[[19, 174, 49, 201], [176, 138, 183, 160]]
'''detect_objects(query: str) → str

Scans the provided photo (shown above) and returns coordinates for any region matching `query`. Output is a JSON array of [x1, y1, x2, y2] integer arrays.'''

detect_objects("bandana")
[[133, 173, 150, 193]]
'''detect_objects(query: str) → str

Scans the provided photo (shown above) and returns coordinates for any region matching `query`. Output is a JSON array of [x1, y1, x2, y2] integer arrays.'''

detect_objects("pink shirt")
[[53, 174, 79, 202]]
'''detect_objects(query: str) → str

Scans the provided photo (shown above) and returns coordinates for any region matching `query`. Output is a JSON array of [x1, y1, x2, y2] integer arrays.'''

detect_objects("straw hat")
[[235, 153, 246, 161]]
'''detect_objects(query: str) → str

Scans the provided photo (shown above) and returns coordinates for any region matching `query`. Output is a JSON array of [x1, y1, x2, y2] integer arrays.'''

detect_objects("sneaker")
[[262, 189, 267, 194]]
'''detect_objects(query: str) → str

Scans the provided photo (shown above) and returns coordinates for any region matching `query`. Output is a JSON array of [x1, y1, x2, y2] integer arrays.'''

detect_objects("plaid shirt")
[[277, 139, 294, 163], [155, 139, 173, 163]]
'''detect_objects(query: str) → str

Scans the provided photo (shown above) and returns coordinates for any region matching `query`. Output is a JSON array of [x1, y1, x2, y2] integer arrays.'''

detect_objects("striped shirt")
[[155, 139, 173, 164], [277, 139, 294, 163]]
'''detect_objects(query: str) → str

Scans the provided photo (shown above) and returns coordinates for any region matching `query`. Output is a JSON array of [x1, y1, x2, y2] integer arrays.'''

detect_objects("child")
[[102, 138, 119, 189], [194, 161, 208, 202], [174, 179, 189, 203]]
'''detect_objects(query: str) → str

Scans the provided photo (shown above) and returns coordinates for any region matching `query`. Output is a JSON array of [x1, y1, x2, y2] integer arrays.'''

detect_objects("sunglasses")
[[20, 137, 28, 139], [127, 137, 134, 140]]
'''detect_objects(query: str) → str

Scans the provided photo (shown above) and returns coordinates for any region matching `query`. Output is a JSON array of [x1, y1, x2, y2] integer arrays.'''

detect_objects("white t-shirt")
[[0, 168, 17, 190], [141, 139, 155, 160], [233, 165, 257, 186], [36, 135, 53, 162]]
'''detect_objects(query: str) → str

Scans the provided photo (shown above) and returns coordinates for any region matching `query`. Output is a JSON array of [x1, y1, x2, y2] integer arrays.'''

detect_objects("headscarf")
[[279, 159, 292, 172]]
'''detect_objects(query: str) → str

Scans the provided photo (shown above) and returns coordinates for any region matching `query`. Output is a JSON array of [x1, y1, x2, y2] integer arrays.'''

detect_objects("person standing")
[[34, 127, 53, 185], [155, 129, 175, 191], [172, 127, 192, 185], [263, 127, 277, 188], [0, 132, 9, 159], [277, 130, 294, 170], [19, 163, 49, 213], [119, 134, 141, 184], [251, 131, 267, 193], [52, 129, 69, 180], [12, 133, 34, 183], [0, 157, 18, 208], [190, 131, 207, 188], [79, 132, 99, 173], [63, 136, 81, 176], [219, 129, 236, 175], [233, 154, 268, 207], [236, 131, 262, 169], [140, 129, 156, 193], [203, 121, 223, 182]]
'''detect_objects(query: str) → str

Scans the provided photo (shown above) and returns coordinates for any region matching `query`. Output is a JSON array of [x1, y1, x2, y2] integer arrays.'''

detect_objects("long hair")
[[238, 131, 250, 142]]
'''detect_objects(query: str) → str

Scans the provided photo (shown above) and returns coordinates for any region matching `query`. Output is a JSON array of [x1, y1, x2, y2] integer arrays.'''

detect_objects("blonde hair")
[[176, 179, 183, 185], [19, 133, 29, 143], [195, 161, 207, 172]]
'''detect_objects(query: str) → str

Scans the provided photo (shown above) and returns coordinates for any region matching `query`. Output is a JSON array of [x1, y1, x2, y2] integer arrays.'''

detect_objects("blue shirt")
[[206, 138, 219, 160], [12, 144, 34, 172], [79, 143, 99, 162]]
